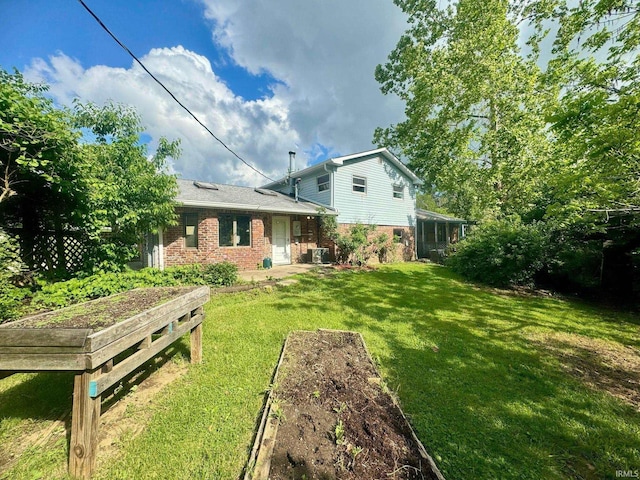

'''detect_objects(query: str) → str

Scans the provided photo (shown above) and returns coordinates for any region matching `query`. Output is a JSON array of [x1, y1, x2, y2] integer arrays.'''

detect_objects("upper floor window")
[[183, 213, 199, 248], [393, 184, 404, 199], [219, 214, 251, 247], [317, 173, 330, 192], [352, 175, 367, 194]]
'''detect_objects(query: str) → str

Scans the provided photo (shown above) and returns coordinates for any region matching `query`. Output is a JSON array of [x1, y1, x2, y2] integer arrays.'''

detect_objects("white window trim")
[[317, 173, 330, 192], [352, 175, 367, 194], [393, 184, 404, 199]]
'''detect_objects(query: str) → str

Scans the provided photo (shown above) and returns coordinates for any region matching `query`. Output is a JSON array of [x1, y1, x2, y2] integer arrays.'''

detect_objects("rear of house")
[[262, 147, 423, 261], [144, 180, 336, 270]]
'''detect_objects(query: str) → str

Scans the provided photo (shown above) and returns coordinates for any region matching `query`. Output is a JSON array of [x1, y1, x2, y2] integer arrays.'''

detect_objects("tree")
[[0, 69, 181, 275], [0, 69, 88, 274], [73, 101, 180, 272], [375, 0, 554, 221], [541, 0, 640, 294]]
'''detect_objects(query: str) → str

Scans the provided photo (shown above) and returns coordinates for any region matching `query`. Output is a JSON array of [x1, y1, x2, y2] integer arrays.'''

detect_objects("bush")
[[0, 229, 30, 322], [446, 217, 548, 288], [28, 262, 238, 314], [202, 262, 238, 286], [334, 223, 377, 265]]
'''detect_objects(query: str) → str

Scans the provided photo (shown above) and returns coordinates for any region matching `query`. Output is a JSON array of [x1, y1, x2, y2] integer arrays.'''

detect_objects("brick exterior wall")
[[164, 208, 323, 270]]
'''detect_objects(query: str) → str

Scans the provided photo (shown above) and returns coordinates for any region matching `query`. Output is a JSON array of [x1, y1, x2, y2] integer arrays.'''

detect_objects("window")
[[219, 215, 251, 247], [184, 213, 199, 248], [393, 184, 404, 199], [393, 228, 404, 243], [352, 175, 366, 194], [317, 173, 330, 192]]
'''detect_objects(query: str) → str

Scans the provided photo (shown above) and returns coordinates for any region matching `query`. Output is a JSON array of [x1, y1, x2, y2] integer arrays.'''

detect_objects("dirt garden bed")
[[246, 329, 444, 480]]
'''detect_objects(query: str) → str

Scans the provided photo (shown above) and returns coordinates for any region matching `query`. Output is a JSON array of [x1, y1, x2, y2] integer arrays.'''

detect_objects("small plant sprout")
[[269, 401, 286, 424], [333, 402, 347, 414], [334, 420, 345, 445], [347, 444, 363, 460], [312, 389, 321, 399]]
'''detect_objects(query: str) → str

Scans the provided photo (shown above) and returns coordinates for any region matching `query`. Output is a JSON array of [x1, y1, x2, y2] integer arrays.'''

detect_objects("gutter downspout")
[[158, 227, 165, 270]]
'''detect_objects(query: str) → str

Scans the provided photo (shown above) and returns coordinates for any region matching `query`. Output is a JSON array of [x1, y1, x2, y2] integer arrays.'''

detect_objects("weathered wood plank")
[[0, 329, 90, 348], [190, 322, 203, 364], [88, 313, 202, 398], [69, 368, 101, 480], [85, 286, 209, 352], [0, 353, 87, 371], [0, 346, 91, 355], [84, 297, 206, 367]]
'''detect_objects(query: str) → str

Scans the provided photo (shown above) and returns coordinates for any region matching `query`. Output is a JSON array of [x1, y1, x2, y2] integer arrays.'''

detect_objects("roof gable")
[[261, 147, 423, 189]]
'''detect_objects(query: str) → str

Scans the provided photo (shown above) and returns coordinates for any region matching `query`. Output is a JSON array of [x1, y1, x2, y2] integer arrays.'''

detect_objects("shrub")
[[0, 229, 30, 323], [446, 216, 548, 288], [202, 262, 238, 286], [29, 262, 238, 313]]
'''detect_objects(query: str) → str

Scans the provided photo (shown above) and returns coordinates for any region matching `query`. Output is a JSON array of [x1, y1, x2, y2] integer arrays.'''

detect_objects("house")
[[144, 180, 336, 270], [415, 209, 469, 260], [261, 148, 423, 260], [144, 147, 424, 271]]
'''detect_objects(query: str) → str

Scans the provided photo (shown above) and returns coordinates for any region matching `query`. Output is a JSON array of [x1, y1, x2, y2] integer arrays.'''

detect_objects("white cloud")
[[25, 47, 300, 185], [201, 0, 408, 162], [24, 2, 409, 185]]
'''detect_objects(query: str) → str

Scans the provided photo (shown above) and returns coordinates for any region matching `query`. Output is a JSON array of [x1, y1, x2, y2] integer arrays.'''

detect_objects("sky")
[[1, 0, 409, 186]]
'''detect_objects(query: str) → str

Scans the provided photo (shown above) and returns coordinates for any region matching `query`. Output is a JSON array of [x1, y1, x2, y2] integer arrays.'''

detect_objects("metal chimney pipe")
[[288, 151, 296, 174], [288, 151, 296, 194]]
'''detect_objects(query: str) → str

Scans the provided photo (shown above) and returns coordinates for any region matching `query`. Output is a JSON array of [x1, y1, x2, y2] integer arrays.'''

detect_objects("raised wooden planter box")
[[246, 329, 445, 480], [0, 285, 210, 479]]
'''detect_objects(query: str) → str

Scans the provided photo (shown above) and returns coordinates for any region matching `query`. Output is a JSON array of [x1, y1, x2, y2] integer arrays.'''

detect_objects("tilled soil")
[[267, 330, 441, 480], [0, 286, 200, 330]]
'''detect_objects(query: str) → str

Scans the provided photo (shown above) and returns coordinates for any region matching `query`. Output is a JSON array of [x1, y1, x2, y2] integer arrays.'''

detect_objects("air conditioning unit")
[[308, 248, 329, 264]]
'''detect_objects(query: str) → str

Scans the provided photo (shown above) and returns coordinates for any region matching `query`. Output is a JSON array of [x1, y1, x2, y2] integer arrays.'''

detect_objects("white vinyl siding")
[[333, 154, 416, 227]]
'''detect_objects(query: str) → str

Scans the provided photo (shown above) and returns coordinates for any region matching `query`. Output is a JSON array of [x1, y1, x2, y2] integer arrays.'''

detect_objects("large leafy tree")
[[0, 69, 180, 275], [0, 69, 88, 273], [375, 0, 553, 220], [542, 0, 640, 293], [73, 102, 180, 272]]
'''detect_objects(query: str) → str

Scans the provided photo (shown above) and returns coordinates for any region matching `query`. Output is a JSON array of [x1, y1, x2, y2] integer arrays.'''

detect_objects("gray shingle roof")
[[176, 179, 335, 215]]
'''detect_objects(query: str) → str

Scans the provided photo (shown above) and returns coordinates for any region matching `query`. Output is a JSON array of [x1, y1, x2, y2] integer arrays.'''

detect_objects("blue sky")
[[1, 0, 409, 185]]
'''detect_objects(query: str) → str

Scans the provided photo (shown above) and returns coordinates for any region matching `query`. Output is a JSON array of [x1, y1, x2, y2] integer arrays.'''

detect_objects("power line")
[[77, 0, 276, 182]]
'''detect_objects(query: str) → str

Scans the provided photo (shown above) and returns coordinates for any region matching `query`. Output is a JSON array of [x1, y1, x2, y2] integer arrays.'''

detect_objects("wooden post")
[[190, 323, 203, 364], [69, 368, 101, 479]]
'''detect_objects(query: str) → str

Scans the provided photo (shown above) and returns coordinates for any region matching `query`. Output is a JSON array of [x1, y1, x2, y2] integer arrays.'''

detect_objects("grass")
[[1, 262, 639, 479]]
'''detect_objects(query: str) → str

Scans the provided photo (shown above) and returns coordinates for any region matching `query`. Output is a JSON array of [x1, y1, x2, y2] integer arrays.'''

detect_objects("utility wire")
[[77, 0, 276, 182]]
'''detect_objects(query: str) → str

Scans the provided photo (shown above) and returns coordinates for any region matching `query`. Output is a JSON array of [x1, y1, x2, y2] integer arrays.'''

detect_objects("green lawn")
[[1, 263, 639, 479]]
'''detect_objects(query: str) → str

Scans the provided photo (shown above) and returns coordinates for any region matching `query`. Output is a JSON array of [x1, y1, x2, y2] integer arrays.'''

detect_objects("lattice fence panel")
[[30, 233, 88, 273]]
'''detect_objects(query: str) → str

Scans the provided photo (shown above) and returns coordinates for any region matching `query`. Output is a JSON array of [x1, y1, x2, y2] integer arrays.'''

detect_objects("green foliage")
[[201, 262, 238, 286], [335, 223, 377, 265], [317, 206, 339, 242], [376, 0, 640, 295], [1, 70, 181, 277], [447, 217, 548, 288], [0, 228, 30, 322], [1, 262, 238, 322], [74, 101, 180, 273], [375, 0, 553, 220], [373, 233, 392, 263]]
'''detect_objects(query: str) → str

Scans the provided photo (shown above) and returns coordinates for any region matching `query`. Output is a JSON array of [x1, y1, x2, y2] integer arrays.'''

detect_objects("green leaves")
[[376, 0, 551, 220], [0, 69, 180, 276]]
